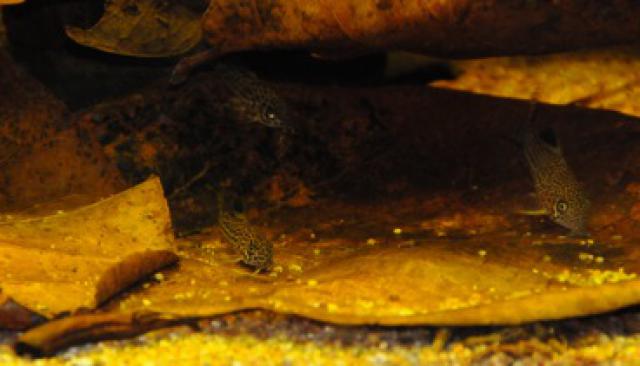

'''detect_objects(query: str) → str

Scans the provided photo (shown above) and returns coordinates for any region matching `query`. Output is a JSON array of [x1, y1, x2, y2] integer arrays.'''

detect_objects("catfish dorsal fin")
[[515, 102, 539, 144]]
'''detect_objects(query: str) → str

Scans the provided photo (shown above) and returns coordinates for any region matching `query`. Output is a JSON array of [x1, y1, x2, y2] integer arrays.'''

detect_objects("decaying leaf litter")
[[4, 0, 640, 363], [4, 63, 640, 357]]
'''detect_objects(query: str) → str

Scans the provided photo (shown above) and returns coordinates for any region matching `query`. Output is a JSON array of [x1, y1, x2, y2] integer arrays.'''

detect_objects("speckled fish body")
[[522, 126, 591, 235], [217, 192, 273, 271], [215, 63, 289, 130]]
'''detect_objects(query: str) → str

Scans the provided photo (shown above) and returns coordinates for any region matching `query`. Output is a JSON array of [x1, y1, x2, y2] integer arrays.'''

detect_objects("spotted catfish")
[[520, 117, 591, 236], [215, 63, 291, 131], [217, 191, 273, 272]]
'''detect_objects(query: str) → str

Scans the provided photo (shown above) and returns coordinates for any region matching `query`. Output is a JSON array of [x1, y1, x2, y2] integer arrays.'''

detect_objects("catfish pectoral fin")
[[515, 208, 548, 216]]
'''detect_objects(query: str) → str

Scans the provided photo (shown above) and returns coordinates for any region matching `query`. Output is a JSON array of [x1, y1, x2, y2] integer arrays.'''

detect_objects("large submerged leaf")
[[201, 0, 640, 58], [106, 195, 640, 326]]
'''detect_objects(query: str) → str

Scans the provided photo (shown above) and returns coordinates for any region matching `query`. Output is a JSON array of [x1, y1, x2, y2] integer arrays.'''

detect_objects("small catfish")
[[519, 116, 591, 236], [214, 63, 291, 131], [217, 191, 273, 272]]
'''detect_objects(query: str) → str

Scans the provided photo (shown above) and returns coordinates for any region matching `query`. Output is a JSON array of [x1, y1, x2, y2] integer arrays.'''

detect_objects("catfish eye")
[[263, 107, 276, 120], [555, 200, 568, 213]]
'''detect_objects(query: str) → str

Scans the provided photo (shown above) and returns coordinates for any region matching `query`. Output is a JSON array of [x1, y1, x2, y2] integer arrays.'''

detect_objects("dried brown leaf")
[[434, 47, 640, 118], [15, 312, 183, 356], [66, 0, 202, 57], [0, 177, 178, 319], [0, 50, 124, 209]]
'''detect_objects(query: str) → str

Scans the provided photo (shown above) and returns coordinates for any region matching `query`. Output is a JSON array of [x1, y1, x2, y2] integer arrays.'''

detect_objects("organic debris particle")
[[595, 257, 605, 264], [478, 250, 487, 257], [438, 296, 482, 311], [313, 249, 321, 255], [588, 269, 637, 285], [548, 268, 637, 286], [579, 253, 595, 263], [154, 273, 165, 281], [393, 228, 402, 235], [398, 308, 415, 316], [506, 290, 533, 300], [307, 279, 318, 287], [366, 238, 377, 246], [142, 299, 152, 307], [288, 263, 303, 272]]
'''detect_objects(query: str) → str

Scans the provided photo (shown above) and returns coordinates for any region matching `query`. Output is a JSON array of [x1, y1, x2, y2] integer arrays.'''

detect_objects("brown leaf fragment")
[[202, 0, 640, 58], [0, 49, 64, 148], [0, 177, 178, 319], [0, 293, 45, 331], [0, 50, 124, 208], [1, 127, 125, 209], [66, 0, 202, 57], [14, 312, 184, 357]]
